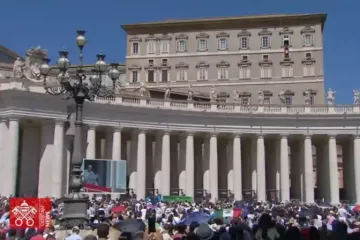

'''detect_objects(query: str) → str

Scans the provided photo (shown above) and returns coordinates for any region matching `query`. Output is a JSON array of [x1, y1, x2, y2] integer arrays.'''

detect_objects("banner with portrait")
[[82, 159, 127, 195]]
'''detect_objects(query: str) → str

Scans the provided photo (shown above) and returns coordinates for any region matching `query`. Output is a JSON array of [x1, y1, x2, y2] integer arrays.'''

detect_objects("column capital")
[[208, 132, 218, 138], [137, 128, 148, 134], [233, 133, 242, 138], [162, 129, 172, 135], [87, 124, 97, 130], [181, 131, 195, 137], [353, 134, 360, 139], [254, 133, 264, 139], [113, 126, 123, 132], [327, 134, 337, 140], [0, 118, 7, 123], [8, 117, 19, 122], [302, 134, 312, 139], [55, 120, 65, 126]]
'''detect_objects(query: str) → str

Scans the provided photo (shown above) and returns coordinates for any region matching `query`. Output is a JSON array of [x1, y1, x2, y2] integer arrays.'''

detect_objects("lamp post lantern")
[[40, 29, 120, 229]]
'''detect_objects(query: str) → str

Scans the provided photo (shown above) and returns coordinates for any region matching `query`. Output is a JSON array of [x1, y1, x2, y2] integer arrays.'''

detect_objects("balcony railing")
[[94, 95, 359, 115]]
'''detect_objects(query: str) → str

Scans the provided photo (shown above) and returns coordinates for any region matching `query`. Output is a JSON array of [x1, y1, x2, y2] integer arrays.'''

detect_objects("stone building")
[[122, 13, 326, 105]]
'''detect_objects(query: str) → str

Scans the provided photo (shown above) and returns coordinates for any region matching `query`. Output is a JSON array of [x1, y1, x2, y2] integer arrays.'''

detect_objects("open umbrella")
[[181, 211, 211, 225], [112, 205, 126, 213], [113, 219, 146, 238]]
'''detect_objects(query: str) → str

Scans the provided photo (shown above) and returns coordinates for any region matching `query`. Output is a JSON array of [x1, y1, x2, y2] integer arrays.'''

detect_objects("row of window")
[[130, 64, 316, 83], [235, 92, 315, 106], [131, 27, 315, 55]]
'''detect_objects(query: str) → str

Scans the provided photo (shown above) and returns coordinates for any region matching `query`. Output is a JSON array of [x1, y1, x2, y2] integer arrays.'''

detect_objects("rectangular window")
[[285, 96, 292, 105], [240, 37, 248, 49], [242, 55, 248, 61], [148, 70, 154, 83], [303, 34, 314, 46], [263, 55, 269, 60], [264, 96, 271, 105], [241, 98, 249, 105], [132, 71, 138, 82], [199, 69, 207, 80], [303, 64, 315, 77], [219, 68, 227, 79], [218, 38, 228, 50], [305, 52, 312, 58], [147, 41, 155, 54], [198, 39, 207, 51], [178, 69, 186, 81], [132, 42, 139, 55], [261, 36, 270, 48], [282, 65, 293, 78], [282, 35, 291, 47], [239, 67, 250, 79], [177, 40, 187, 52], [148, 59, 154, 65], [162, 59, 167, 64], [261, 66, 272, 78], [161, 70, 168, 82], [161, 40, 169, 53]]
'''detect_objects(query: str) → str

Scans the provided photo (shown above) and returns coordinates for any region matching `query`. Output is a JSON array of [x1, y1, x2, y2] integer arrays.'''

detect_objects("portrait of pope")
[[83, 165, 98, 185]]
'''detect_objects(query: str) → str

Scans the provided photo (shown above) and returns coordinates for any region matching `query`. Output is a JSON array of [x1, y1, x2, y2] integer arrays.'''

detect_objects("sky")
[[1, 0, 359, 104]]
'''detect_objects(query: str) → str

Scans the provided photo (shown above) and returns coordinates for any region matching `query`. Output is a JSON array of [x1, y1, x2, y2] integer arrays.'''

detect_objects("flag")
[[214, 208, 242, 223]]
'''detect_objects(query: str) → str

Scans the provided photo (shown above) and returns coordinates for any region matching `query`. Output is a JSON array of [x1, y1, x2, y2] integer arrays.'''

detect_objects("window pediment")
[[216, 31, 230, 38], [128, 64, 141, 70], [196, 61, 209, 68], [284, 90, 295, 96], [196, 32, 209, 39], [302, 57, 316, 64], [175, 33, 189, 40], [279, 27, 294, 35], [237, 29, 251, 37], [218, 92, 229, 98], [239, 91, 251, 97], [175, 62, 189, 69], [144, 63, 157, 70], [263, 90, 273, 96], [303, 89, 317, 96], [280, 58, 294, 65], [301, 26, 315, 34], [129, 36, 142, 42], [238, 60, 251, 67], [216, 60, 230, 67], [145, 34, 158, 41], [158, 63, 171, 69], [159, 34, 172, 40], [259, 59, 273, 66], [258, 28, 272, 36]]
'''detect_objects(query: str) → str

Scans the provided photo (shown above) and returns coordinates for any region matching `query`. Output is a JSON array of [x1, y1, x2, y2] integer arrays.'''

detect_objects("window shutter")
[[247, 67, 250, 78], [282, 66, 285, 77], [217, 68, 221, 79], [269, 67, 272, 78], [260, 67, 264, 78], [225, 68, 229, 79], [146, 42, 149, 54], [289, 66, 293, 77], [176, 71, 180, 81], [289, 35, 292, 46], [168, 71, 170, 82], [197, 70, 200, 80], [184, 70, 188, 81], [145, 71, 148, 82], [205, 69, 208, 80], [281, 35, 284, 46], [239, 68, 242, 79]]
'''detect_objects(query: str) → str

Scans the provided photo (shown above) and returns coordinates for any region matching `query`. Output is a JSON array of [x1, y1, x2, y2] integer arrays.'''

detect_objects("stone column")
[[112, 128, 122, 196], [209, 133, 218, 201], [353, 135, 360, 202], [52, 121, 64, 198], [161, 131, 171, 196], [251, 137, 257, 194], [303, 135, 315, 203], [185, 132, 194, 197], [194, 139, 203, 190], [280, 135, 290, 202], [136, 130, 146, 200], [233, 134, 242, 200], [256, 134, 266, 202], [170, 136, 179, 191], [203, 136, 210, 192], [328, 135, 339, 204], [38, 123, 54, 197], [4, 119, 19, 196], [0, 120, 7, 194], [86, 126, 96, 159]]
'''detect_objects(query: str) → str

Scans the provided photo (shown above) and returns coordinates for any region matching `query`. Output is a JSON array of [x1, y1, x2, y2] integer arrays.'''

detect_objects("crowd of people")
[[0, 195, 360, 239]]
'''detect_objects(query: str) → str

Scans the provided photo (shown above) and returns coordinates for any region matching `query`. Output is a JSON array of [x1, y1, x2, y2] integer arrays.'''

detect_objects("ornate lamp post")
[[39, 29, 120, 228]]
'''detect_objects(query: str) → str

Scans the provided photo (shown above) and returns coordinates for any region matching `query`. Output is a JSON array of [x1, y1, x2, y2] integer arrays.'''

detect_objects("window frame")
[[261, 36, 270, 49], [132, 71, 138, 83], [218, 38, 228, 50], [303, 33, 314, 47], [132, 42, 139, 55], [240, 37, 249, 50], [177, 40, 187, 52], [147, 40, 156, 54], [161, 40, 169, 53], [198, 39, 208, 51], [199, 68, 207, 80]]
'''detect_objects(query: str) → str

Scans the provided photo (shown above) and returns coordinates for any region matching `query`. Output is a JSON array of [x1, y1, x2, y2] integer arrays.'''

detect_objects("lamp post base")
[[58, 194, 89, 230]]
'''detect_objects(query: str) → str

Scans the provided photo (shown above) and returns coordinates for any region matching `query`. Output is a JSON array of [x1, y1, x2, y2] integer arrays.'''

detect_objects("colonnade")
[[0, 118, 360, 204]]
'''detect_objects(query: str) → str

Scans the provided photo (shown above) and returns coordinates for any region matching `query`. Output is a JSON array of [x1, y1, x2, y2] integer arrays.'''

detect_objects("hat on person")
[[195, 223, 214, 240]]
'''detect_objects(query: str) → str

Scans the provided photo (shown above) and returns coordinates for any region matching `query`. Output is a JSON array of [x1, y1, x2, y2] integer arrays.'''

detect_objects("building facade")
[[123, 14, 326, 105], [0, 13, 359, 204]]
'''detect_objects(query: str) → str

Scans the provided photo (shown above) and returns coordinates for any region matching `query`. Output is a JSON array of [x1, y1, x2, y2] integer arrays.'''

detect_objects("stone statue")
[[164, 84, 171, 99], [13, 57, 25, 78], [304, 90, 312, 105], [353, 89, 360, 104], [187, 85, 193, 101], [257, 90, 264, 104], [232, 90, 239, 101], [278, 89, 285, 104], [209, 86, 217, 101], [139, 82, 146, 97], [23, 46, 48, 82], [326, 88, 335, 105]]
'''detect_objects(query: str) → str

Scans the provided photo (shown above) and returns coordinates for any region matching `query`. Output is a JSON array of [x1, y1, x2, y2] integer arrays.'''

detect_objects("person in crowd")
[[83, 165, 98, 185], [255, 213, 280, 240], [65, 226, 82, 240]]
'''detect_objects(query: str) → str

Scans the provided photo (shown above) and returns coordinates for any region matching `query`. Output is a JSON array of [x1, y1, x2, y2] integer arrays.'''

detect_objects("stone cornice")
[[121, 14, 327, 34]]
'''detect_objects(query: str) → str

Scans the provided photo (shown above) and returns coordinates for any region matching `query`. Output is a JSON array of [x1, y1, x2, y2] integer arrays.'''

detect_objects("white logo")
[[11, 200, 37, 227]]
